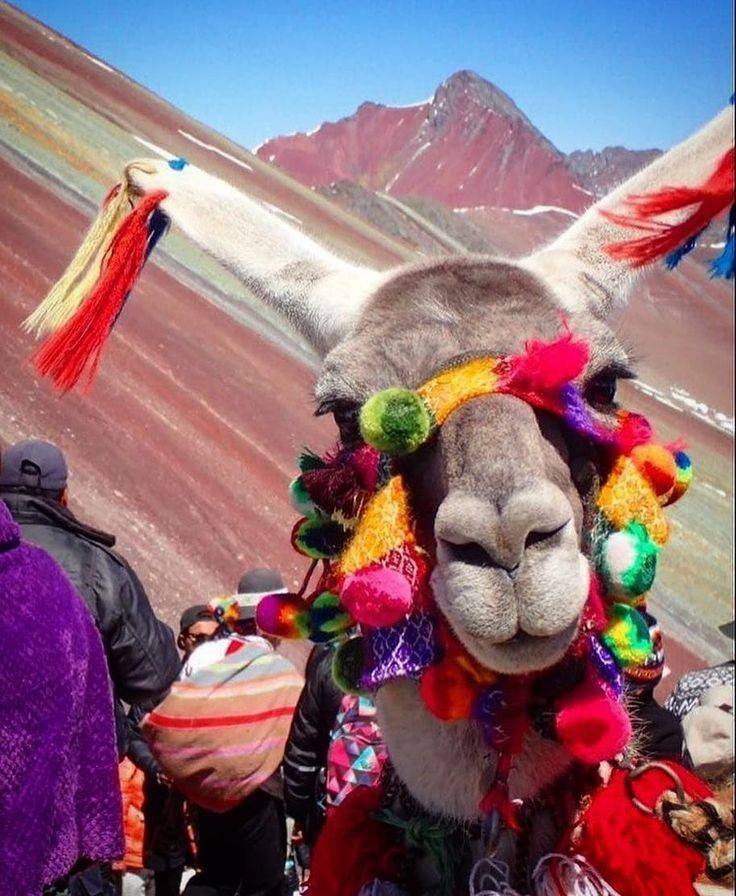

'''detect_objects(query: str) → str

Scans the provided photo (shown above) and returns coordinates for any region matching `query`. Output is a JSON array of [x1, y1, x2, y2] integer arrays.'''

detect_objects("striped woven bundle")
[[141, 638, 302, 812]]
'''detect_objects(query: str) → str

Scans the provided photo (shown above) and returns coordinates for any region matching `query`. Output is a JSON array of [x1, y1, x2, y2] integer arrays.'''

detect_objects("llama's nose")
[[435, 483, 573, 572]]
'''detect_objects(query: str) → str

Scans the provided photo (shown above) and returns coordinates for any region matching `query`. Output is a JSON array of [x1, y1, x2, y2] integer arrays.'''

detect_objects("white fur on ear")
[[524, 105, 734, 316], [126, 160, 386, 355]]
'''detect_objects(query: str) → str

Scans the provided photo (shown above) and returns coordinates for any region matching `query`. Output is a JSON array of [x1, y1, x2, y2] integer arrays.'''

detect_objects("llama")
[[26, 106, 733, 894]]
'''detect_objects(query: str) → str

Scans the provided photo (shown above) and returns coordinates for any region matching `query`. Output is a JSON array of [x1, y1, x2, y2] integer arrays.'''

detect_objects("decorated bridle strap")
[[357, 332, 629, 457]]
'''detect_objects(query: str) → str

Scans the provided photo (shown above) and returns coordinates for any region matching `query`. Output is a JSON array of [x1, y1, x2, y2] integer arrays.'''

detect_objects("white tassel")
[[469, 858, 523, 896], [532, 854, 622, 896]]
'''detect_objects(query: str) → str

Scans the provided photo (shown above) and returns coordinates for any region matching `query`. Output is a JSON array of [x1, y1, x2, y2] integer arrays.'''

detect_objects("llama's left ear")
[[524, 106, 734, 317]]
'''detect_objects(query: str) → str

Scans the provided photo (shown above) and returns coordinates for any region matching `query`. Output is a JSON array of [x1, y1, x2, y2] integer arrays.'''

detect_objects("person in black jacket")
[[283, 643, 344, 850], [0, 439, 180, 731]]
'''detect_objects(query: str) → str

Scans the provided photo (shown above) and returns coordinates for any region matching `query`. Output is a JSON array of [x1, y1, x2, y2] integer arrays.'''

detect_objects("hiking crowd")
[[0, 439, 733, 896]]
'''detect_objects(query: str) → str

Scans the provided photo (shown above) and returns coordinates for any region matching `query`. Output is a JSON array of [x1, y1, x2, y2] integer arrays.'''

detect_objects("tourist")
[[283, 643, 343, 850], [0, 439, 180, 740], [179, 570, 293, 896], [0, 501, 123, 896]]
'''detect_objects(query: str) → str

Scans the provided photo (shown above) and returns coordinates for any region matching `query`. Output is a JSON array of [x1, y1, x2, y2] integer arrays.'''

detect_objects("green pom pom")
[[359, 388, 433, 455], [602, 603, 652, 668], [332, 636, 368, 695], [598, 521, 659, 601], [289, 476, 315, 516], [292, 517, 348, 559], [309, 592, 353, 642]]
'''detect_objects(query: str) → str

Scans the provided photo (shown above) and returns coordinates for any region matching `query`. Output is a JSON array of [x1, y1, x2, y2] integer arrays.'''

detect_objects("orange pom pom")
[[630, 444, 677, 505]]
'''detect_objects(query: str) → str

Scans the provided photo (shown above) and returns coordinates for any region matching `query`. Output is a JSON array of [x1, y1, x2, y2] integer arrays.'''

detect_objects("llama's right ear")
[[124, 160, 386, 355], [524, 106, 734, 317]]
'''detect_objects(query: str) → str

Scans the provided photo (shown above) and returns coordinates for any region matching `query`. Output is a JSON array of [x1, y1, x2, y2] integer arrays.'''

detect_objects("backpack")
[[142, 636, 302, 812], [325, 694, 388, 807]]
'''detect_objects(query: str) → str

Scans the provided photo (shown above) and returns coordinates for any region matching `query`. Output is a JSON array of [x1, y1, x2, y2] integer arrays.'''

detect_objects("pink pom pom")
[[340, 566, 413, 628], [555, 679, 631, 764]]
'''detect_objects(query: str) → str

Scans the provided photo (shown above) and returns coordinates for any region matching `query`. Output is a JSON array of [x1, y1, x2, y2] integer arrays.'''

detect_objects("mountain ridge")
[[256, 69, 664, 211], [256, 69, 588, 211]]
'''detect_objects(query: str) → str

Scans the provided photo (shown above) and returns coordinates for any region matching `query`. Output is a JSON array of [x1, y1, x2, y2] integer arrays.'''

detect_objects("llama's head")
[[33, 107, 731, 683], [314, 258, 621, 673]]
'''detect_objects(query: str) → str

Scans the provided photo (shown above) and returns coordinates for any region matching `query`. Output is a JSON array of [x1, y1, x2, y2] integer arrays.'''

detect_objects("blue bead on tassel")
[[168, 157, 188, 171], [709, 206, 735, 280]]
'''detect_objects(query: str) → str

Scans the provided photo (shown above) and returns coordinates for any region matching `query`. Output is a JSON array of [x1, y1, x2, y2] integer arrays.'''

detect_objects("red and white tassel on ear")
[[602, 147, 734, 267], [32, 190, 167, 392]]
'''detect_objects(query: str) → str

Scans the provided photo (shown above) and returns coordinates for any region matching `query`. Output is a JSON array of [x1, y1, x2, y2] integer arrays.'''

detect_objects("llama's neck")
[[376, 678, 571, 822]]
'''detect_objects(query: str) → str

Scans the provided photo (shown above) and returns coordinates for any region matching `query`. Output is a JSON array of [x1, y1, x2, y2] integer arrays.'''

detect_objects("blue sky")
[[17, 0, 733, 153]]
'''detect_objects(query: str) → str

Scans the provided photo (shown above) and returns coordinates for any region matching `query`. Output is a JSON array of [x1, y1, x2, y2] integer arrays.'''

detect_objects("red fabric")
[[34, 191, 167, 392], [571, 762, 710, 896], [602, 147, 735, 267], [615, 411, 655, 457], [307, 786, 405, 896]]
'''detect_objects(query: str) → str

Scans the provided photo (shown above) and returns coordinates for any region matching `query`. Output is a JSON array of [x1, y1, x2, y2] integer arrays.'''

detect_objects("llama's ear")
[[122, 160, 385, 356], [524, 106, 734, 317]]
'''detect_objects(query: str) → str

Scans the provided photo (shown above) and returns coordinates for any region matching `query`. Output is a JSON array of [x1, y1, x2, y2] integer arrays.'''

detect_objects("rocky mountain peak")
[[433, 70, 527, 121]]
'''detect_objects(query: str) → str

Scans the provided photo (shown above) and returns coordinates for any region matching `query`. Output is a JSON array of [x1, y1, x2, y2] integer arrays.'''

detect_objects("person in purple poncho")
[[0, 500, 123, 896]]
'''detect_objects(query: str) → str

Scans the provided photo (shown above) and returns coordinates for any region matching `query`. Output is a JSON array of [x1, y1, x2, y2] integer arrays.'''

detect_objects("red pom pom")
[[570, 762, 709, 896], [307, 786, 405, 896], [420, 661, 479, 721], [519, 333, 590, 391], [555, 679, 631, 764]]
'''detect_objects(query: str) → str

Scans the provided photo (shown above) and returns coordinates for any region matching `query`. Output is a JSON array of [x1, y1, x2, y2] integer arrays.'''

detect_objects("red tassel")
[[603, 147, 734, 267], [33, 191, 167, 392]]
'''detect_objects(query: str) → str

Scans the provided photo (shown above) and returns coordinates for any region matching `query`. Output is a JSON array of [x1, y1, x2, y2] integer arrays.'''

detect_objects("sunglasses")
[[184, 631, 215, 647]]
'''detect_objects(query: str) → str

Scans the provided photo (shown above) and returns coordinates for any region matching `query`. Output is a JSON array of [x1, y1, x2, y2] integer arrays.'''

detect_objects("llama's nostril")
[[444, 540, 520, 574], [448, 541, 493, 568], [523, 521, 570, 552]]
